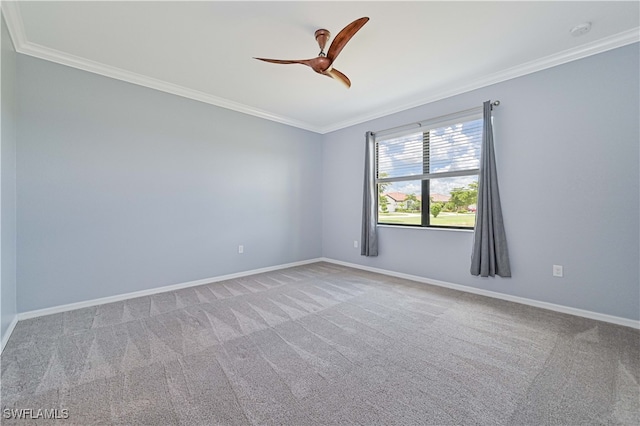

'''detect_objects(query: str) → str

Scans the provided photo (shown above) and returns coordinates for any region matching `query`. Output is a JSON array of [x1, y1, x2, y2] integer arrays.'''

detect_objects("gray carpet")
[[1, 262, 638, 425]]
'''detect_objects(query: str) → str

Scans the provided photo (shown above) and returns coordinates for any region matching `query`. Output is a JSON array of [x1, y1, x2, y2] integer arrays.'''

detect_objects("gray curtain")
[[361, 131, 378, 256], [471, 101, 511, 277]]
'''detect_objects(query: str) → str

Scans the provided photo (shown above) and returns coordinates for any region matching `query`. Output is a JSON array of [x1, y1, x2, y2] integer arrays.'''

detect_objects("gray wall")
[[9, 37, 640, 322], [322, 43, 640, 321], [16, 55, 323, 312], [1, 13, 18, 342]]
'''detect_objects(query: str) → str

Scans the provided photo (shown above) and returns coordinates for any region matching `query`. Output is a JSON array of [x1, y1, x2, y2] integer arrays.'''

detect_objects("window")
[[375, 111, 482, 229]]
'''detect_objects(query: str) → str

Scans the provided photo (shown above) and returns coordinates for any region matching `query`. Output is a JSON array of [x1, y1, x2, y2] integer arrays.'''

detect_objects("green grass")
[[379, 212, 475, 228]]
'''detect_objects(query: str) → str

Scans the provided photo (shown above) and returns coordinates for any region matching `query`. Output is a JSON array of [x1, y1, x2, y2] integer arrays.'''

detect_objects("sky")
[[378, 118, 482, 198]]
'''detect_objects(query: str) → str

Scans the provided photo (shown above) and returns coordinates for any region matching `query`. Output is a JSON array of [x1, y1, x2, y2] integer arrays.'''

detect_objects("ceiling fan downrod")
[[315, 29, 330, 56]]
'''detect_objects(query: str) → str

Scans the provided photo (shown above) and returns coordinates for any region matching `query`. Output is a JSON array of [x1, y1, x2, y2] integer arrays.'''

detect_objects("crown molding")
[[18, 41, 323, 133], [319, 27, 640, 134], [1, 2, 322, 133], [3, 2, 638, 135], [1, 1, 26, 47]]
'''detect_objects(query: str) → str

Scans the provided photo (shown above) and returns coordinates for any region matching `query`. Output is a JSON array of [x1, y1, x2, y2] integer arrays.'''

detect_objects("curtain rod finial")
[[492, 100, 500, 107]]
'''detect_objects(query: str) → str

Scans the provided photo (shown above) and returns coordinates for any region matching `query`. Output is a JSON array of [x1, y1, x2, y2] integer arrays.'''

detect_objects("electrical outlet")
[[553, 265, 563, 277], [353, 240, 359, 248], [238, 245, 244, 254]]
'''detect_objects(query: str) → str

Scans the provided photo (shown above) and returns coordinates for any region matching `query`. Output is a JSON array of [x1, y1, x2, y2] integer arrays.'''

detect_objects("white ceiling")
[[3, 1, 639, 133]]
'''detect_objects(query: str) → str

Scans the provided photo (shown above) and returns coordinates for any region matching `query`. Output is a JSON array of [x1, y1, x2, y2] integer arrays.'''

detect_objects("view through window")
[[376, 115, 482, 229]]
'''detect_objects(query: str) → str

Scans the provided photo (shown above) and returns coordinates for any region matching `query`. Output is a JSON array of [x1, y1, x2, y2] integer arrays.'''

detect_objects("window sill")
[[377, 224, 474, 233]]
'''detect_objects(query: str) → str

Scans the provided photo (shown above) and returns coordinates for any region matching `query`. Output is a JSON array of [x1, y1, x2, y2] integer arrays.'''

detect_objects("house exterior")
[[382, 192, 423, 212], [381, 192, 450, 213], [431, 193, 450, 203], [383, 192, 407, 212]]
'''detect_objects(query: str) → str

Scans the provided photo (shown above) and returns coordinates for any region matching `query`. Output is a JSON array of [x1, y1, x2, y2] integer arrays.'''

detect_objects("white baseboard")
[[17, 258, 323, 321], [1, 314, 19, 353], [321, 257, 640, 330], [12, 256, 639, 332]]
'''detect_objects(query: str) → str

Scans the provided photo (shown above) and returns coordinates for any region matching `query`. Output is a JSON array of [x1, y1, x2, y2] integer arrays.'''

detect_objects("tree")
[[379, 193, 389, 213], [430, 202, 442, 218], [443, 202, 455, 212], [450, 187, 469, 211], [378, 172, 390, 213], [468, 181, 478, 206], [450, 182, 479, 212], [405, 193, 419, 212]]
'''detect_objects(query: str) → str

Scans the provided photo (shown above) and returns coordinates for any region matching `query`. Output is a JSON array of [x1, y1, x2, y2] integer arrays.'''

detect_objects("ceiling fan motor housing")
[[315, 29, 331, 54]]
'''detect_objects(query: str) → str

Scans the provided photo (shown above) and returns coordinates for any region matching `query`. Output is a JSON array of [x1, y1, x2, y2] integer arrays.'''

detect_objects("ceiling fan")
[[254, 17, 369, 88]]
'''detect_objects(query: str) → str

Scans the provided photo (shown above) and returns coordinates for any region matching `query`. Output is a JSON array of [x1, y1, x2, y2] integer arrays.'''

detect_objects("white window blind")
[[376, 112, 482, 184]]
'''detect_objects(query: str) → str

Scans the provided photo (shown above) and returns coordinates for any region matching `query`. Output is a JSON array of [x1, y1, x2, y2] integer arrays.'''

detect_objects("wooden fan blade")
[[326, 17, 369, 63], [325, 68, 351, 88], [256, 56, 333, 74], [254, 58, 313, 66]]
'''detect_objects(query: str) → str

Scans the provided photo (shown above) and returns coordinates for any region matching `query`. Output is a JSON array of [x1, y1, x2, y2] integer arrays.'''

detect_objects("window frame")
[[374, 109, 483, 230]]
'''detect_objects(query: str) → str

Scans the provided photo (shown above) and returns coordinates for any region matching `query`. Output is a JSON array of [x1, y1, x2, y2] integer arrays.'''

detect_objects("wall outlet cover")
[[553, 265, 563, 277]]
